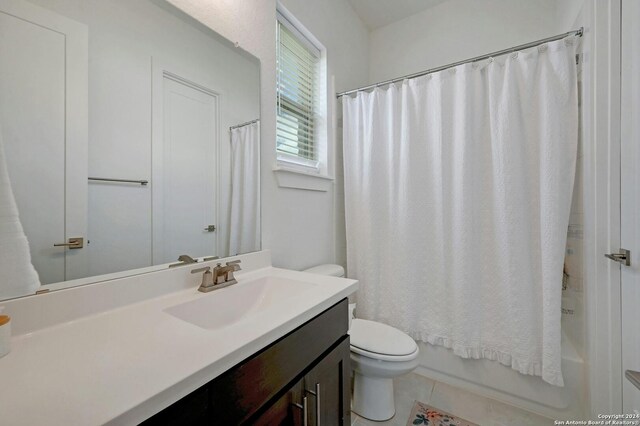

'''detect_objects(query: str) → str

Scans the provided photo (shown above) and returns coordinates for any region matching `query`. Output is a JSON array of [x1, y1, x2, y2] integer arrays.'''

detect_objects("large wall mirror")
[[0, 0, 261, 300]]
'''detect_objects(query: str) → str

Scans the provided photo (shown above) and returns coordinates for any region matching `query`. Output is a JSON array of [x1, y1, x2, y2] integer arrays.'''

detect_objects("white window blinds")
[[276, 13, 320, 168]]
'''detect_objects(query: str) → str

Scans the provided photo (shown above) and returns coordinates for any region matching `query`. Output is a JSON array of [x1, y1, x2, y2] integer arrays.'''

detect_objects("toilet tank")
[[303, 264, 345, 277], [303, 264, 354, 327]]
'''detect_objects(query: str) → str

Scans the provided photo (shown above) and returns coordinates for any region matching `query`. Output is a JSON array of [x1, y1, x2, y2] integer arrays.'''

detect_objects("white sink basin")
[[164, 276, 316, 330]]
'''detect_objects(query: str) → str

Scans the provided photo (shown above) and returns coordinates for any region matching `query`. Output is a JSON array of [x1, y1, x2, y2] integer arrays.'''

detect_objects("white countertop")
[[0, 265, 357, 425]]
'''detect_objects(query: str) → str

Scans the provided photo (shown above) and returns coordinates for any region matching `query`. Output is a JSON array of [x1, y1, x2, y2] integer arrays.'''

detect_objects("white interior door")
[[0, 0, 87, 285], [621, 0, 640, 414], [153, 75, 218, 264]]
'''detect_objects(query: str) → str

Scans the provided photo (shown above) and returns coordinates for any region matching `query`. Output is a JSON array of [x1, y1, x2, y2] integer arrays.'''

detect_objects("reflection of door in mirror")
[[0, 0, 88, 285], [0, 0, 260, 300], [154, 75, 219, 264]]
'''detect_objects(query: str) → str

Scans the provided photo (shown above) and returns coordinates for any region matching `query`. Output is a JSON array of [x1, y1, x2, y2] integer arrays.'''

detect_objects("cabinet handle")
[[293, 396, 308, 426], [314, 383, 320, 426], [305, 383, 320, 425]]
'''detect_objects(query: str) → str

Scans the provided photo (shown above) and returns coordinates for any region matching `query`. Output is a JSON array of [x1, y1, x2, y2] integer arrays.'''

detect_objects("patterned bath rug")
[[407, 401, 478, 426]]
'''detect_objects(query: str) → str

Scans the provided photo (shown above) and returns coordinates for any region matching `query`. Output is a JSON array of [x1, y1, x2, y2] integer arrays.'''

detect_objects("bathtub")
[[414, 330, 585, 419]]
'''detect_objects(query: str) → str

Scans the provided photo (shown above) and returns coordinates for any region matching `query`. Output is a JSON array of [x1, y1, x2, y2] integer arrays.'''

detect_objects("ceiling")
[[348, 0, 448, 30]]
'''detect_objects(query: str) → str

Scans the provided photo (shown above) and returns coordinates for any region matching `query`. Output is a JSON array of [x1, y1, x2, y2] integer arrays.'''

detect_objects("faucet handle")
[[223, 260, 241, 285], [212, 263, 227, 285], [226, 260, 242, 270], [190, 266, 211, 274], [169, 254, 198, 268]]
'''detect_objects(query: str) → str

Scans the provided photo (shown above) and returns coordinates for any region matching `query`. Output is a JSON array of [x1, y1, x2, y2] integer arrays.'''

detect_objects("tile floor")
[[351, 373, 554, 426]]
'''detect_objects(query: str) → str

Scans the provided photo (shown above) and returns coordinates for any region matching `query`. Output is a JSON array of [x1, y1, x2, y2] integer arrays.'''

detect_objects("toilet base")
[[352, 372, 395, 421]]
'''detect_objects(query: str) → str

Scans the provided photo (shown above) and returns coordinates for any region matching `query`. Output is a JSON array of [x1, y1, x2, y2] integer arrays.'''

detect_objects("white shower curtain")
[[228, 122, 260, 255], [342, 37, 579, 386]]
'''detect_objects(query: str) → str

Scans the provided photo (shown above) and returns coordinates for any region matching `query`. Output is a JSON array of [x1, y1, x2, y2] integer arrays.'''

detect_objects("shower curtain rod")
[[229, 118, 260, 131], [336, 27, 583, 98]]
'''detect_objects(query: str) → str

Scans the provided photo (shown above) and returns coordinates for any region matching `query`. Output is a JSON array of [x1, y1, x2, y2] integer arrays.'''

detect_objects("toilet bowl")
[[303, 264, 420, 421]]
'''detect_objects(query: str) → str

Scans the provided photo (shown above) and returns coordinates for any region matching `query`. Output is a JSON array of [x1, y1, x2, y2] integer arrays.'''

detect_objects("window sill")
[[273, 165, 333, 192]]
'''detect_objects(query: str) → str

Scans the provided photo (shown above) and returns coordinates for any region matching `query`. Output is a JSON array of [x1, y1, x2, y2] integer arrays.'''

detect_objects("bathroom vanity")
[[144, 299, 350, 425], [0, 251, 358, 425]]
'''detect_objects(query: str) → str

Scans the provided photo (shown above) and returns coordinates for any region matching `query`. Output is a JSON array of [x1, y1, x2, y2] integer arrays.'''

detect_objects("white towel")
[[0, 124, 40, 299]]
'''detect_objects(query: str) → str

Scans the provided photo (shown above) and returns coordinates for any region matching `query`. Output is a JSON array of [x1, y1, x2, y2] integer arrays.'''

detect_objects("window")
[[276, 11, 322, 171]]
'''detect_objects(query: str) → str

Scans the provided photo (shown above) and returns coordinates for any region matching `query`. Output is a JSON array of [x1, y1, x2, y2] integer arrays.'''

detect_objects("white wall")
[[368, 0, 561, 84], [167, 0, 369, 270], [27, 0, 260, 276], [556, 0, 587, 30]]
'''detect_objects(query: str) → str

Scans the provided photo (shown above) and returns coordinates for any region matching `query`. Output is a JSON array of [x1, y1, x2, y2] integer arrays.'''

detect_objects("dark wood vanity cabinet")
[[251, 338, 350, 426], [299, 337, 351, 426], [142, 299, 351, 426]]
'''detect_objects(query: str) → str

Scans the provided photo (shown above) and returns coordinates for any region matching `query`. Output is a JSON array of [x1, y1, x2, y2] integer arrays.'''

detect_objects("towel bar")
[[88, 177, 148, 186]]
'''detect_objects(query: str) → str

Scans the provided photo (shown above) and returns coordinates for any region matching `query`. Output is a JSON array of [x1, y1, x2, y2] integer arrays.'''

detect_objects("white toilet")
[[304, 264, 420, 421]]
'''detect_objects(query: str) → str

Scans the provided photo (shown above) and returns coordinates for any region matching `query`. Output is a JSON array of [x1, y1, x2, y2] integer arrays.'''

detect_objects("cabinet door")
[[304, 336, 351, 426], [252, 379, 306, 426], [209, 300, 348, 424]]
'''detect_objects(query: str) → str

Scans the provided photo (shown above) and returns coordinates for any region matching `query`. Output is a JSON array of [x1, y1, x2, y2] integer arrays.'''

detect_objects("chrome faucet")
[[191, 260, 242, 293], [169, 254, 198, 268]]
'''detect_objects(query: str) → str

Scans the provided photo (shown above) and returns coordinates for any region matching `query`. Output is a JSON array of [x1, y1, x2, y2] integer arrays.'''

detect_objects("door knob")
[[53, 237, 84, 249], [204, 225, 216, 232], [604, 248, 630, 266]]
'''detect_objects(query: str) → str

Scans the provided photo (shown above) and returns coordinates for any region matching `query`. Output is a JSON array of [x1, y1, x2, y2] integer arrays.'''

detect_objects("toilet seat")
[[349, 319, 419, 362], [350, 344, 419, 362]]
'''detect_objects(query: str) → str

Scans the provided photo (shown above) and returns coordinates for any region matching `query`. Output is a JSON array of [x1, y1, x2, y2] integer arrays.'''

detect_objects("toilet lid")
[[349, 319, 418, 357]]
